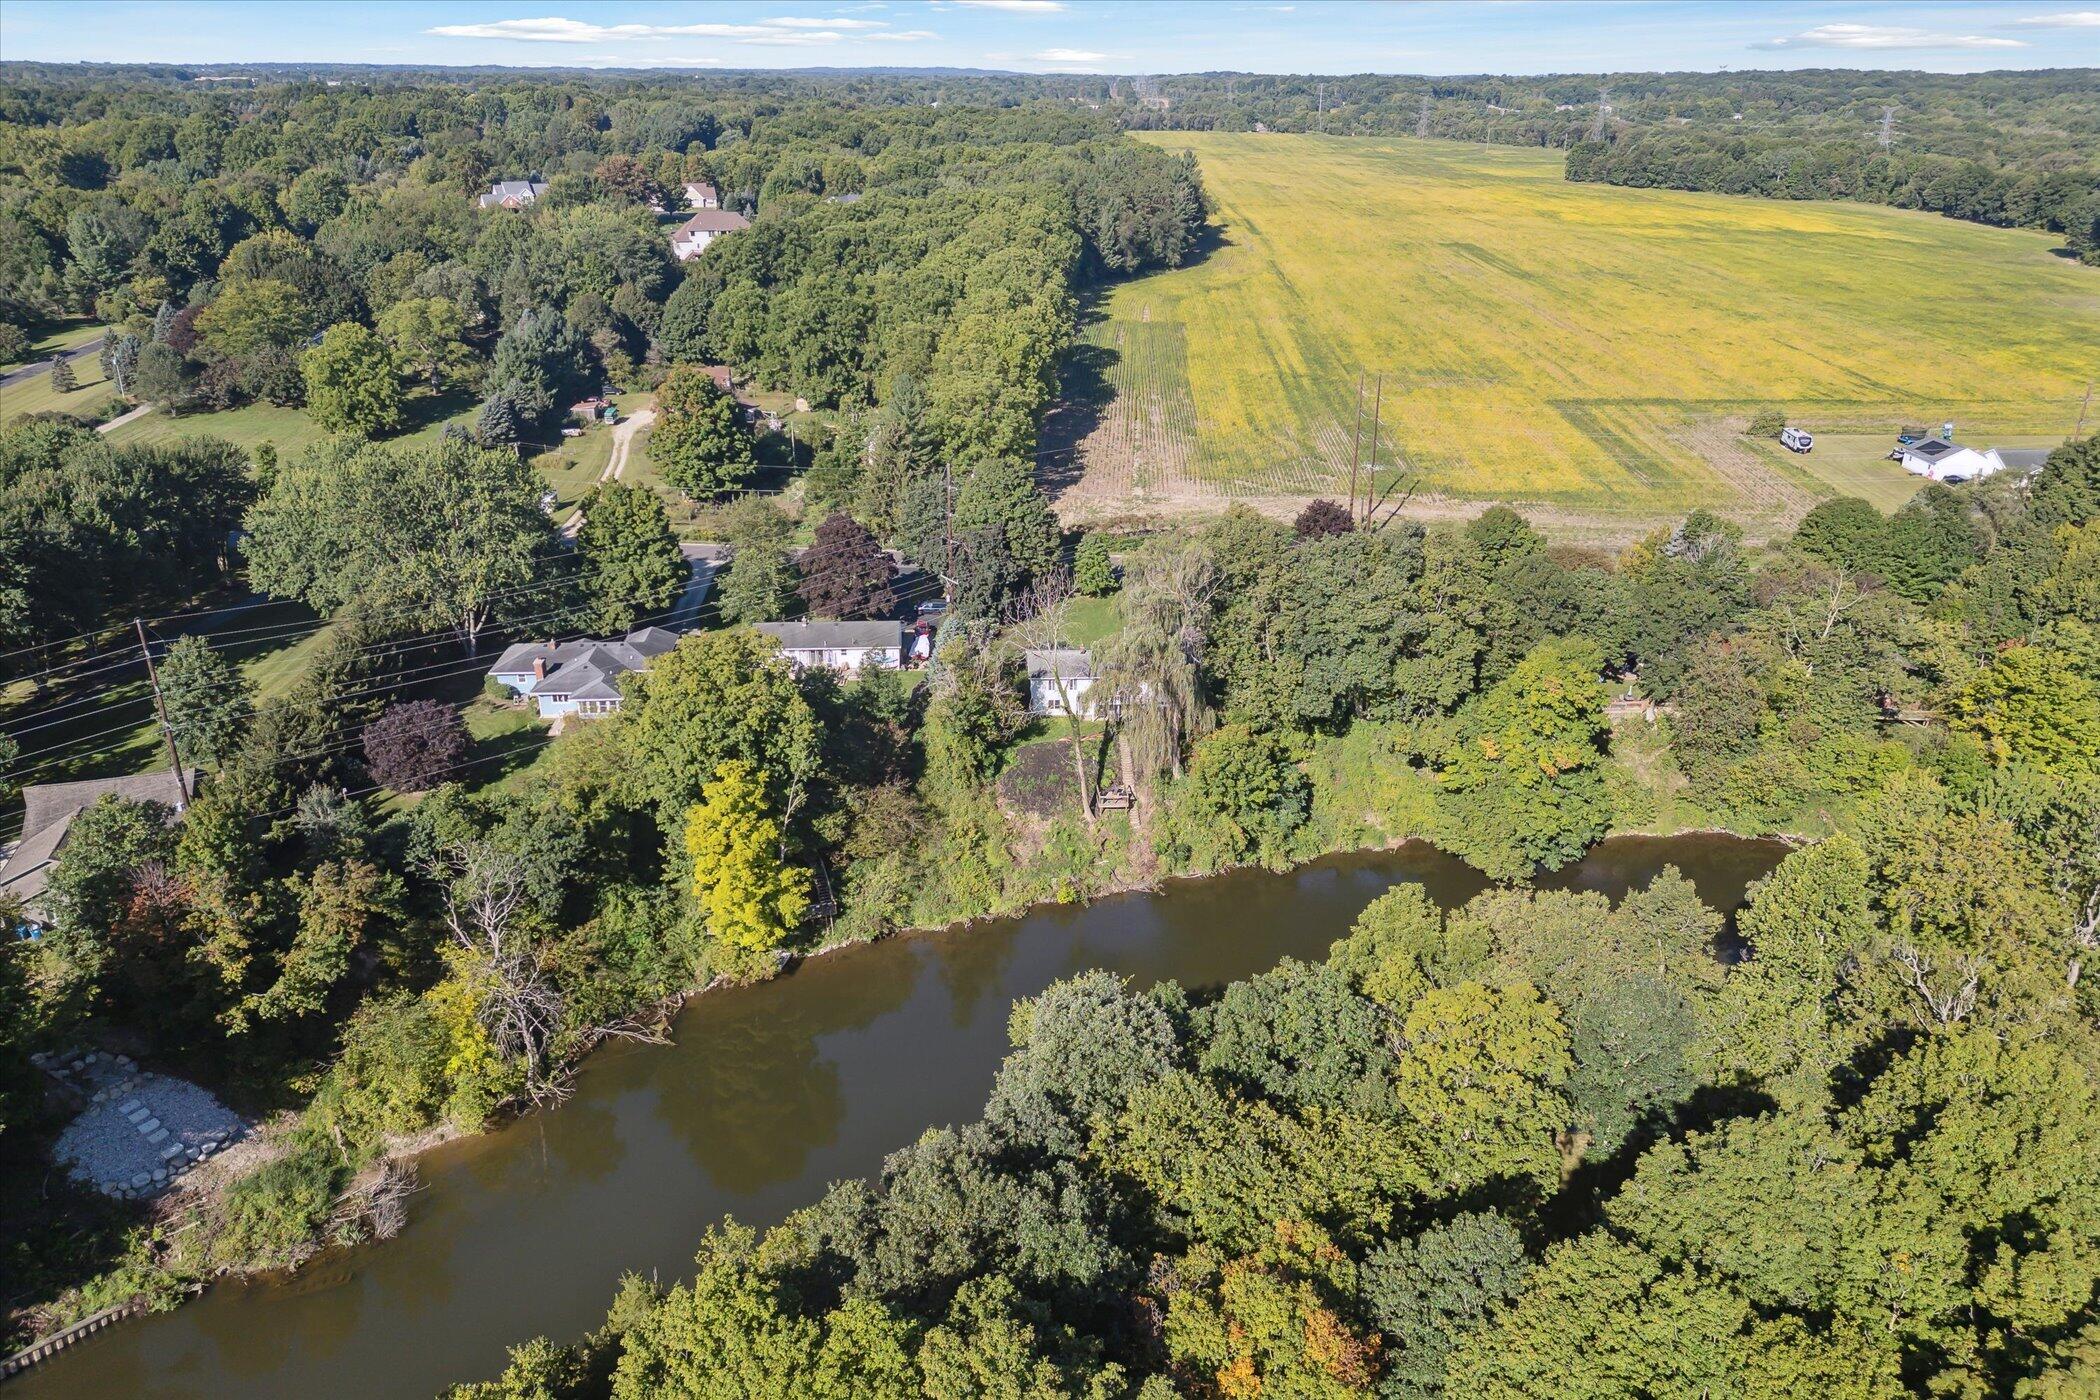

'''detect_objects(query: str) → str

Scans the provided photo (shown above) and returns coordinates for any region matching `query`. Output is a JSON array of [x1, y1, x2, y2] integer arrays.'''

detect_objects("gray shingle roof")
[[1025, 648, 1094, 681], [0, 769, 194, 916], [489, 627, 686, 699], [1992, 447, 2052, 472], [756, 620, 903, 652], [480, 180, 545, 207]]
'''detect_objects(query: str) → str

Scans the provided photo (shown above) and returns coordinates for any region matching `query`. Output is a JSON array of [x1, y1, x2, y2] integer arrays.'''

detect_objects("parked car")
[[1779, 426, 1813, 454]]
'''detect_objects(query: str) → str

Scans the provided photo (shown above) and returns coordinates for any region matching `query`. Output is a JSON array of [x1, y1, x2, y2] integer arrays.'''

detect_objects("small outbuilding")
[[683, 181, 720, 210]]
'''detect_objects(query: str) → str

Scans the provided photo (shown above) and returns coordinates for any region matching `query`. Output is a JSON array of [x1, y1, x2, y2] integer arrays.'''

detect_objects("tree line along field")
[[1054, 131, 2100, 539]]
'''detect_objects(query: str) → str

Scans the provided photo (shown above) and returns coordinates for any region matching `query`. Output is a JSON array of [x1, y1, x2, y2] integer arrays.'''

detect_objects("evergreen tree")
[[158, 633, 253, 766], [47, 356, 76, 393], [1073, 533, 1115, 596], [576, 481, 685, 632], [475, 393, 524, 446]]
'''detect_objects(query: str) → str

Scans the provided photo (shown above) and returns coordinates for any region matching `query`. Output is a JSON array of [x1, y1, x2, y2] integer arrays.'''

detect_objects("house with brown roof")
[[2, 769, 194, 933], [671, 209, 751, 261], [683, 181, 720, 210]]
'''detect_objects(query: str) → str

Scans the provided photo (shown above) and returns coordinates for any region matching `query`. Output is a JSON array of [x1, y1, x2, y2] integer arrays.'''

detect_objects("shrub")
[[1745, 407, 1786, 437], [210, 1136, 343, 1271], [1294, 498, 1354, 537], [362, 699, 468, 792]]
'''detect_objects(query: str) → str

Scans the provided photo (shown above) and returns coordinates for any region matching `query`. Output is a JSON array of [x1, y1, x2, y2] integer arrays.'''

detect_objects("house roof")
[[480, 180, 545, 206], [674, 210, 751, 237], [1025, 648, 1094, 681], [756, 620, 903, 652], [488, 627, 684, 693], [685, 180, 718, 196], [0, 769, 195, 916], [1900, 439, 1967, 462], [1991, 448, 2052, 472]]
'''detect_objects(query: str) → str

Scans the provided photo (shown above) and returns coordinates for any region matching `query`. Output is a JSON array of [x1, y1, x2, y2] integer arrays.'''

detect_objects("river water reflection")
[[18, 833, 1785, 1400]]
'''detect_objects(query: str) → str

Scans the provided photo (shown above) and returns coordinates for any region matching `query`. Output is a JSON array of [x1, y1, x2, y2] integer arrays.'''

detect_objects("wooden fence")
[[1, 1298, 144, 1381]]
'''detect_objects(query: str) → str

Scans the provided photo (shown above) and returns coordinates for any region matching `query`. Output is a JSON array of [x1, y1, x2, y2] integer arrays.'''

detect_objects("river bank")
[[12, 831, 1788, 1400]]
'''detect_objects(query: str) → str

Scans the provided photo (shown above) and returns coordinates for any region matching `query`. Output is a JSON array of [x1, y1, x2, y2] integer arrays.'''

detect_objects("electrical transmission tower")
[[1590, 85, 1610, 142], [1417, 92, 1431, 138], [1878, 106, 1896, 150]]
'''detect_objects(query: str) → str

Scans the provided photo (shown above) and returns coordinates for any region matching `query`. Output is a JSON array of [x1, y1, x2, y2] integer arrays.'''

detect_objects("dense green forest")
[[1, 63, 2096, 1391]]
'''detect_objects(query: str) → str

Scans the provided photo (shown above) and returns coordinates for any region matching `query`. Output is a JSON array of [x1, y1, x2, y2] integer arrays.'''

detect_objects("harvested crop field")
[[1049, 132, 2100, 541]]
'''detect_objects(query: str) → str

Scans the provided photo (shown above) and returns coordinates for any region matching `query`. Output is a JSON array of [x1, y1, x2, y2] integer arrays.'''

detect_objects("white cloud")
[[1034, 46, 1107, 61], [1757, 22, 2027, 50], [760, 15, 886, 28], [2007, 9, 2100, 24], [427, 14, 908, 45], [946, 0, 1069, 12], [864, 29, 938, 41]]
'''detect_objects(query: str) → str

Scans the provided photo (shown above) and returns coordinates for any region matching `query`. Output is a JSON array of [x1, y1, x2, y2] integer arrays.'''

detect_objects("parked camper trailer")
[[1779, 426, 1813, 454]]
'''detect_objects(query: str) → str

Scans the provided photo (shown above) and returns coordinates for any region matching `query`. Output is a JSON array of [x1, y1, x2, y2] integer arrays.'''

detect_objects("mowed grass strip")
[[1110, 132, 2100, 516]]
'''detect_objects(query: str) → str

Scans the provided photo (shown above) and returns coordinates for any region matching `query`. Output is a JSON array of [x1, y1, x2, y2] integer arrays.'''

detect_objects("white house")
[[671, 209, 751, 261], [486, 627, 682, 719], [479, 180, 546, 210], [683, 181, 720, 210], [756, 620, 903, 675], [1025, 648, 1099, 718], [1896, 439, 2053, 484]]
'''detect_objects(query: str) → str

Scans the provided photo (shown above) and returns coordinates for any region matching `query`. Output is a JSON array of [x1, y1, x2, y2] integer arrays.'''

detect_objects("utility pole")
[[941, 460, 955, 591], [135, 619, 189, 805], [1316, 81, 1325, 131], [2076, 380, 2094, 439], [1346, 374, 1364, 518], [1363, 374, 1383, 525]]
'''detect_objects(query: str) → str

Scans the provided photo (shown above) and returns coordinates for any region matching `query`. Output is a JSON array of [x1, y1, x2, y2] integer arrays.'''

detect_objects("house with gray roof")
[[1024, 648, 1099, 717], [487, 626, 682, 719], [479, 180, 546, 210], [1, 769, 194, 934], [755, 620, 903, 675]]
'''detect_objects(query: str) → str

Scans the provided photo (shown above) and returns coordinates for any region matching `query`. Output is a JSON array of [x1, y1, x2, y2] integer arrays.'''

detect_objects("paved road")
[[0, 339, 100, 389], [558, 405, 655, 539]]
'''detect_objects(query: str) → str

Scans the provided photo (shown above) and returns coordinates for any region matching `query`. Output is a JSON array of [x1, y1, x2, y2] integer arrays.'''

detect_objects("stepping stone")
[[146, 1127, 168, 1144], [160, 1143, 184, 1161], [137, 1117, 161, 1134], [117, 1098, 140, 1115], [125, 1108, 149, 1125]]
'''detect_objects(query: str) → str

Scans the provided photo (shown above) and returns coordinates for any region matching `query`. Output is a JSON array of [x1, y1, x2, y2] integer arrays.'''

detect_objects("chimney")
[[533, 657, 547, 680]]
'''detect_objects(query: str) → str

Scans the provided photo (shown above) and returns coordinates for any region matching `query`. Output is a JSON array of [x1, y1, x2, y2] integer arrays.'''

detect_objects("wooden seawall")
[[1, 1299, 143, 1381]]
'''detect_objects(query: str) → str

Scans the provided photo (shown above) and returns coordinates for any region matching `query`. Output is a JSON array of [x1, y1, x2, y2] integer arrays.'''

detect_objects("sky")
[[1, 1, 2096, 75]]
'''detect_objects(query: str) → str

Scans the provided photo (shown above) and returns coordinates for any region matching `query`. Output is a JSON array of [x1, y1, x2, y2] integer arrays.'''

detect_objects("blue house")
[[486, 627, 682, 719]]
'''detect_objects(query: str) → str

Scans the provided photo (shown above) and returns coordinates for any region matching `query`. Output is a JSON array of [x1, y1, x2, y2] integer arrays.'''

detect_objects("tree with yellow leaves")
[[684, 760, 809, 977]]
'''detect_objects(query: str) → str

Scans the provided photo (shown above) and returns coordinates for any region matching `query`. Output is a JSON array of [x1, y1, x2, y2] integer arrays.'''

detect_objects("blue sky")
[[3, 1, 2096, 74]]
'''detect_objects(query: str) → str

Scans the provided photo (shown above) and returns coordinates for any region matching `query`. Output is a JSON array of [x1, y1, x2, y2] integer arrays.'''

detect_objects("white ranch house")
[[756, 620, 903, 675], [1896, 439, 2053, 484], [486, 627, 682, 719]]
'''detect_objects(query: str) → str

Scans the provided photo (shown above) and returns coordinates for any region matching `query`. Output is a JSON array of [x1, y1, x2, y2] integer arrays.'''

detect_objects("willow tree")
[[1096, 539, 1213, 801]]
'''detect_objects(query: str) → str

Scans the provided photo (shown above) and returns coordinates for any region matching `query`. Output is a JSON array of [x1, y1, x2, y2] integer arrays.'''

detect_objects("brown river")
[[16, 833, 1785, 1399]]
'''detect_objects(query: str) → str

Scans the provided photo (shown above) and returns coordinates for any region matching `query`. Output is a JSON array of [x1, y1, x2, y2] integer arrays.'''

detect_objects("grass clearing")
[[0, 351, 120, 421], [1, 319, 106, 373], [96, 390, 478, 455], [1055, 132, 2098, 539]]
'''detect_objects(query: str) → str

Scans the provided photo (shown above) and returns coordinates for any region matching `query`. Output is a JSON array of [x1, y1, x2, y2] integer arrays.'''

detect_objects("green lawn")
[[99, 389, 478, 455], [0, 351, 121, 421], [1761, 431, 2072, 514], [1063, 595, 1121, 648]]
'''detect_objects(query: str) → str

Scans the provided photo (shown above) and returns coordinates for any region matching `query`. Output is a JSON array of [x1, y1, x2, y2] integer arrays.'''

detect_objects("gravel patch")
[[52, 1072, 248, 1200]]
